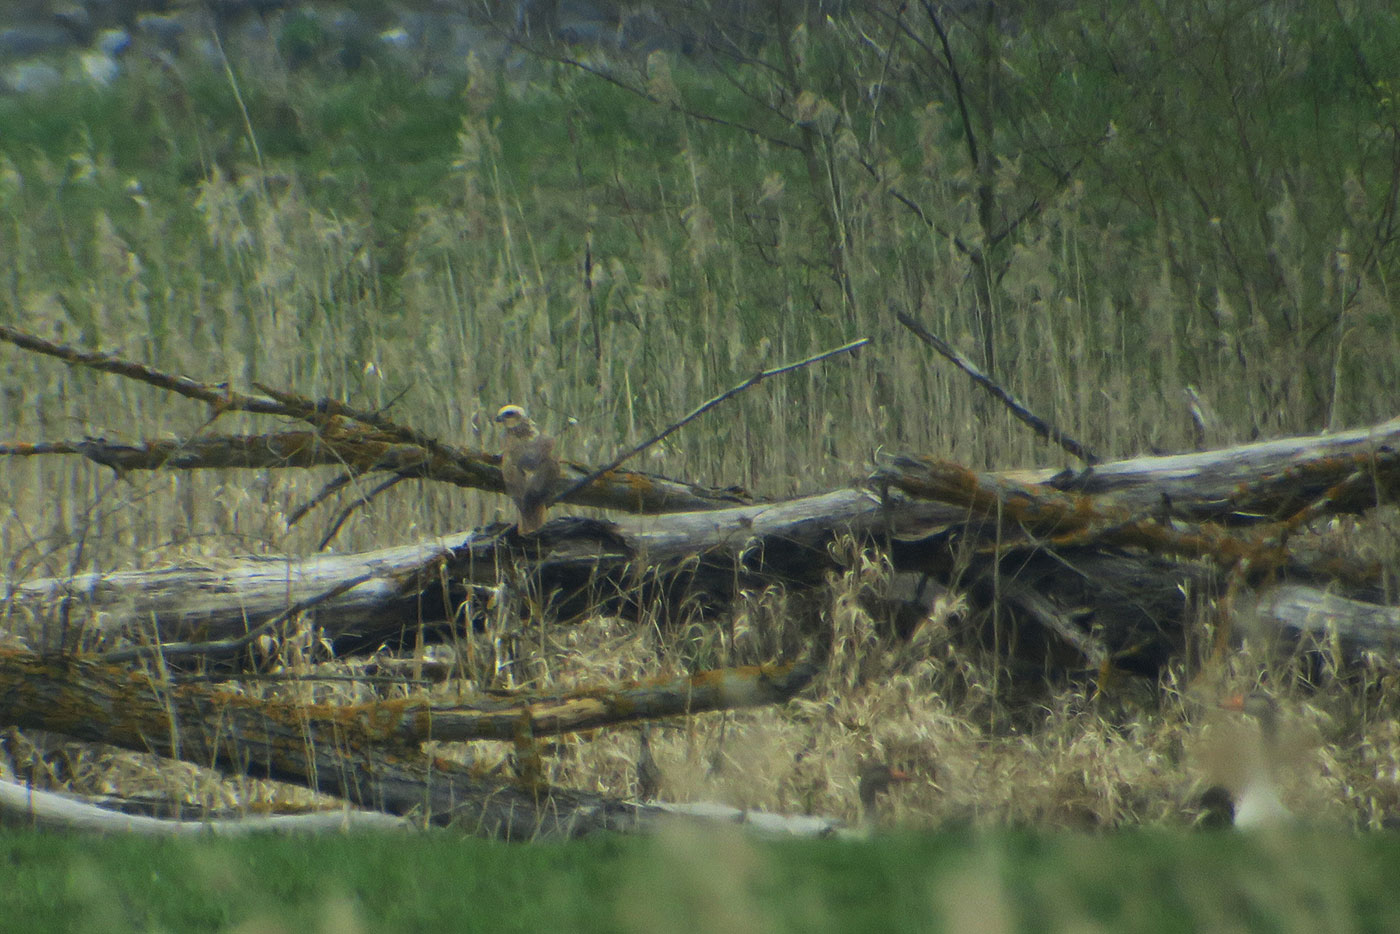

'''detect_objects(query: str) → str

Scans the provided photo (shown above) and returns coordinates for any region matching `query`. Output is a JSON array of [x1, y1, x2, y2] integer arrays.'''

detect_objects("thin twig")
[[922, 1, 981, 183], [551, 337, 870, 506], [508, 30, 800, 153], [287, 472, 358, 528], [317, 475, 411, 551], [894, 308, 1099, 465]]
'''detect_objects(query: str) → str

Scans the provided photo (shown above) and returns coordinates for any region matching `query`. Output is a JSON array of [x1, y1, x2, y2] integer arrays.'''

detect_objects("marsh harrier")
[[495, 404, 560, 535]]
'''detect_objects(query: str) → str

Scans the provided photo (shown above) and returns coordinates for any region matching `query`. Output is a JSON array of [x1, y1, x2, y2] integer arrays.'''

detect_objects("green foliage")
[[3, 827, 1399, 933], [277, 11, 330, 70]]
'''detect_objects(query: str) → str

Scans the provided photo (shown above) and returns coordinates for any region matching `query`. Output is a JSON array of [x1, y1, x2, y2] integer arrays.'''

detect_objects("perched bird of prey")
[[495, 404, 560, 535]]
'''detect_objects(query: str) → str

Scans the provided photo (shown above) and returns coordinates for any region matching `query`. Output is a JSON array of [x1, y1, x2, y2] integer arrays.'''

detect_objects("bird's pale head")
[[495, 404, 528, 427]]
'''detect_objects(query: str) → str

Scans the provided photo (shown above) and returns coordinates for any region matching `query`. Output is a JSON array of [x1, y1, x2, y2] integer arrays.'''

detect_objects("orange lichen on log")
[[418, 659, 816, 741], [625, 472, 656, 492], [0, 650, 814, 766], [880, 455, 1299, 570]]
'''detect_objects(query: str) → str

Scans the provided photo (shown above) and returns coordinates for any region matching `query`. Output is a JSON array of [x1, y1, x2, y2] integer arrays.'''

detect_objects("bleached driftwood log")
[[4, 489, 947, 650], [1247, 585, 1400, 652], [0, 779, 413, 835], [878, 415, 1400, 534], [1005, 416, 1400, 522], [0, 777, 849, 839], [7, 417, 1398, 663]]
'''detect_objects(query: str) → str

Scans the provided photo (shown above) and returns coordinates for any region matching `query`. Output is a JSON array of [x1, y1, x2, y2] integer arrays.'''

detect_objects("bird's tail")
[[518, 504, 546, 535]]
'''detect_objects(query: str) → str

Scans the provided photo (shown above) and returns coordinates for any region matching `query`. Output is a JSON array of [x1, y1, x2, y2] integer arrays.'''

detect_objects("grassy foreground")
[[3, 825, 1400, 933]]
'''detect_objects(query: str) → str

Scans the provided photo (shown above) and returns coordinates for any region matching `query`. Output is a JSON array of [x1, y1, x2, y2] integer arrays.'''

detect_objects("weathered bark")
[[0, 650, 814, 837], [880, 416, 1400, 529], [5, 536, 462, 649], [0, 776, 848, 839], [1248, 584, 1400, 652], [6, 419, 1400, 667], [1006, 415, 1400, 523], [412, 661, 816, 742], [878, 456, 1294, 569], [0, 432, 752, 514], [5, 489, 938, 650], [0, 650, 811, 747]]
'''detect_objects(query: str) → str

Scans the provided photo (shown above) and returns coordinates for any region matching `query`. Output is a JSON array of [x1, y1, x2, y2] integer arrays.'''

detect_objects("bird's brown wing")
[[504, 434, 559, 533]]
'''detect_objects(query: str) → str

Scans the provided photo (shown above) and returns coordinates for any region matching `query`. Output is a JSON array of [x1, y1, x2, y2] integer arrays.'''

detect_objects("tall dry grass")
[[2, 3, 1400, 829]]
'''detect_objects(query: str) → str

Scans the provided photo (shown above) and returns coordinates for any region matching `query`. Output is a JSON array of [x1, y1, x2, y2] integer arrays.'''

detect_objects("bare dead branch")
[[287, 472, 358, 527], [875, 453, 1290, 569], [1250, 584, 1400, 652], [895, 308, 1099, 465], [0, 431, 750, 515], [0, 325, 298, 421], [251, 381, 455, 457], [392, 660, 817, 743], [1000, 576, 1108, 668], [316, 475, 411, 551], [553, 336, 870, 506], [0, 441, 86, 456], [11, 417, 1399, 657], [510, 34, 801, 152], [0, 327, 752, 515]]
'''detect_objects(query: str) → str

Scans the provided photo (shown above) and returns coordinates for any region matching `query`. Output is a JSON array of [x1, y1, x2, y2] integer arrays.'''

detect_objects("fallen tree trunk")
[[1248, 584, 1400, 652], [0, 777, 847, 839], [5, 419, 1399, 667], [5, 420, 1394, 638], [1016, 416, 1400, 523], [0, 649, 814, 837], [0, 650, 812, 749], [879, 415, 1400, 531], [5, 489, 939, 650], [0, 647, 585, 837], [408, 661, 817, 742]]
